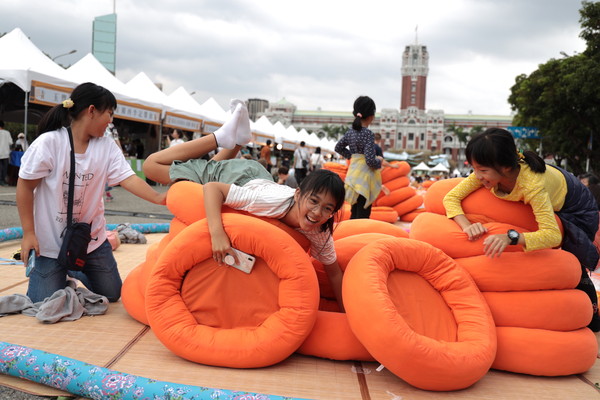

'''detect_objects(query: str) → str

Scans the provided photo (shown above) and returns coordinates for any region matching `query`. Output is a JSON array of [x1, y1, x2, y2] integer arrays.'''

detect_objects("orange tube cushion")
[[343, 237, 496, 391], [381, 161, 411, 182], [409, 212, 527, 258], [332, 219, 409, 241], [391, 194, 423, 217], [144, 214, 319, 368], [493, 327, 598, 376], [369, 206, 399, 223], [384, 175, 410, 191], [482, 289, 592, 331], [375, 186, 416, 207], [454, 249, 581, 292], [297, 311, 375, 361], [424, 178, 563, 233]]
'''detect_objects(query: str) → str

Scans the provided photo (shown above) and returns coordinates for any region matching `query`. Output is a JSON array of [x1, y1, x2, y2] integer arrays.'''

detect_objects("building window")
[[411, 82, 416, 92], [432, 133, 437, 140], [420, 133, 425, 141], [408, 133, 414, 141], [398, 133, 402, 140], [410, 94, 416, 104]]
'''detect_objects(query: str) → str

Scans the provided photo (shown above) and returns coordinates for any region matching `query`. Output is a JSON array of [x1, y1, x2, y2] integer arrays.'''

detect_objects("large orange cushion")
[[454, 249, 581, 292], [369, 206, 399, 223], [493, 327, 597, 375], [343, 237, 496, 391], [410, 212, 527, 258], [482, 289, 592, 331], [332, 218, 408, 241], [144, 214, 319, 368]]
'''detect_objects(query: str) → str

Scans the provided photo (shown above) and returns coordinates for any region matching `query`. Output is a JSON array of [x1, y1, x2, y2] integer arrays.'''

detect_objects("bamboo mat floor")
[[0, 234, 599, 400]]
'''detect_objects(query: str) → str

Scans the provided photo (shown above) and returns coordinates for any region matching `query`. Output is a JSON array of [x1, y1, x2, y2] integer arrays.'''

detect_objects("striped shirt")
[[225, 179, 337, 264]]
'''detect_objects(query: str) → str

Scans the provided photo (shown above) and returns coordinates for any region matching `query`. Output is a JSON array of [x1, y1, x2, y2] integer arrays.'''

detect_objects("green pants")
[[169, 158, 273, 186]]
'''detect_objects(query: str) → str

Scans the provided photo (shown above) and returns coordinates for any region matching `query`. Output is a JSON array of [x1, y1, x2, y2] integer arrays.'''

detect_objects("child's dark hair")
[[466, 127, 546, 173], [37, 82, 117, 135], [298, 169, 345, 234], [352, 96, 376, 131]]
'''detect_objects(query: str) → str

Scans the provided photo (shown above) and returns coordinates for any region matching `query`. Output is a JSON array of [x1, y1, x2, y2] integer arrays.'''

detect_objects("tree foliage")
[[508, 1, 600, 175], [320, 124, 346, 141]]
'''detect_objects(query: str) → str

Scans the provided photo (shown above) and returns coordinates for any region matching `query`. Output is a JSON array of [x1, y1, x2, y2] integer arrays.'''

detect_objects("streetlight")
[[52, 49, 77, 61]]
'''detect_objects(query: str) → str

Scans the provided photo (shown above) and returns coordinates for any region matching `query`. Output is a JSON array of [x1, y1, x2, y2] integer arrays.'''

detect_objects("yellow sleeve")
[[443, 174, 483, 219], [520, 185, 562, 251]]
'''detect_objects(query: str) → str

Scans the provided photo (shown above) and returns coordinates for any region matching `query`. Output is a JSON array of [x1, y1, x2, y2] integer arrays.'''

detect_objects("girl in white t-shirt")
[[17, 82, 167, 303], [143, 104, 347, 310]]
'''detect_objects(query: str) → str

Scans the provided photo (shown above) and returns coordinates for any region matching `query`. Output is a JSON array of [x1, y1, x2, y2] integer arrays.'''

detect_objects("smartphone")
[[25, 249, 35, 277], [224, 247, 256, 274]]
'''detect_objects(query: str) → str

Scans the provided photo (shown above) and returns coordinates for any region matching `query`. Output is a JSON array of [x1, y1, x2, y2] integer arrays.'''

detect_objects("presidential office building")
[[253, 40, 512, 164]]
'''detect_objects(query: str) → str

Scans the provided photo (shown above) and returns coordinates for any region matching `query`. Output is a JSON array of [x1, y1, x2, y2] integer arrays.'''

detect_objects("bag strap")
[[66, 127, 75, 229]]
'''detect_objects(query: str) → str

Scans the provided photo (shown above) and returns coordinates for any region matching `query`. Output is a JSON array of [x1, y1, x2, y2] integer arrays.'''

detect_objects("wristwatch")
[[507, 229, 519, 245]]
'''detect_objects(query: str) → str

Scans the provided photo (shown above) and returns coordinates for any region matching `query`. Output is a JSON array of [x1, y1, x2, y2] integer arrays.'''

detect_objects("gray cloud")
[[1, 0, 587, 115]]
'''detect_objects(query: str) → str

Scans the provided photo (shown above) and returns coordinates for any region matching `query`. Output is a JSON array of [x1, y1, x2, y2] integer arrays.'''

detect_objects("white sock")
[[213, 105, 242, 149], [230, 99, 251, 146]]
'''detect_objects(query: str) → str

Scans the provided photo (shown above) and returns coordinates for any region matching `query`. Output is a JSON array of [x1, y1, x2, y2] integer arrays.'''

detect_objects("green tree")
[[321, 124, 346, 141], [508, 1, 600, 175]]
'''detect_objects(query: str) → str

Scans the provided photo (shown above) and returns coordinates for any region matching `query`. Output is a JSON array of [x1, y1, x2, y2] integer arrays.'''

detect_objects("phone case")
[[25, 249, 35, 277], [224, 248, 256, 274]]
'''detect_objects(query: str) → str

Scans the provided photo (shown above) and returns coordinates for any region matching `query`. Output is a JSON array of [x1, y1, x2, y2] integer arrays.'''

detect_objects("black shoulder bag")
[[57, 127, 92, 271]]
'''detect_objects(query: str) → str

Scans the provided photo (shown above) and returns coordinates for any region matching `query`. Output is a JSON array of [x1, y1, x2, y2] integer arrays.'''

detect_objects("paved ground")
[[0, 183, 172, 400]]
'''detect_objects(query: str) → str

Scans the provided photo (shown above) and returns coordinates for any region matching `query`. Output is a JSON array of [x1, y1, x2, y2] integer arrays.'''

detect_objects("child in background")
[[443, 127, 600, 331], [335, 96, 383, 219], [17, 82, 166, 303]]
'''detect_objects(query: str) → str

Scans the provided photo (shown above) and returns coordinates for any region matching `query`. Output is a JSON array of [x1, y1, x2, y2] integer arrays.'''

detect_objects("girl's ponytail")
[[37, 82, 117, 135], [351, 96, 376, 131], [522, 150, 546, 173]]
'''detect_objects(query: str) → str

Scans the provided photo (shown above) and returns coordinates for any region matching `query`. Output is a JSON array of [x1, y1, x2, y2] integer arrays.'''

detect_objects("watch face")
[[508, 230, 519, 243]]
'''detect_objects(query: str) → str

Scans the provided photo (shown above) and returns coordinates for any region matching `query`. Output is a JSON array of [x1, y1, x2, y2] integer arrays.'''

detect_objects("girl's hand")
[[381, 185, 391, 196], [483, 234, 510, 258], [210, 230, 232, 264], [462, 222, 487, 241], [21, 233, 39, 265], [155, 191, 167, 205]]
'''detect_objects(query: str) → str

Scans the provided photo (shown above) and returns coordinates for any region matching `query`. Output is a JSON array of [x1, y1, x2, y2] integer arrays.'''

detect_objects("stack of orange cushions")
[[409, 178, 598, 376]]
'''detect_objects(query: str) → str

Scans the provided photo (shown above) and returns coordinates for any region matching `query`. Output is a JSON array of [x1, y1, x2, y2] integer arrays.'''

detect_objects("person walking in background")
[[17, 82, 166, 304], [335, 96, 383, 219], [0, 121, 13, 186], [260, 139, 273, 171], [293, 141, 310, 185], [15, 132, 29, 151], [310, 146, 324, 171], [443, 127, 600, 331]]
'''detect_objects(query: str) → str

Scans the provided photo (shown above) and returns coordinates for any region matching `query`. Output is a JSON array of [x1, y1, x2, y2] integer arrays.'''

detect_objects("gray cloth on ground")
[[116, 223, 147, 244], [0, 279, 108, 323]]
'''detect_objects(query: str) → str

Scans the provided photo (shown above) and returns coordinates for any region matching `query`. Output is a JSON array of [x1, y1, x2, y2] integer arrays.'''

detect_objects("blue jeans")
[[27, 240, 122, 303]]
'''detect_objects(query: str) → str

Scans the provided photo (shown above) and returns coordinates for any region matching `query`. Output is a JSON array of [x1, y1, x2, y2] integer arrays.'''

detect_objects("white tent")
[[124, 72, 168, 106], [413, 162, 431, 172], [252, 115, 276, 143], [199, 97, 228, 125], [0, 28, 73, 92], [430, 163, 450, 173]]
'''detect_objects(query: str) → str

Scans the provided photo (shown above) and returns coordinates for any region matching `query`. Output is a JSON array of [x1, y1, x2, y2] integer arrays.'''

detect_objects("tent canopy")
[[430, 163, 450, 172], [413, 162, 431, 171]]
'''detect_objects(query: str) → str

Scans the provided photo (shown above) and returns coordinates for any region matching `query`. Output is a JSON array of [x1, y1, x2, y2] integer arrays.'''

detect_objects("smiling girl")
[[143, 103, 347, 309], [17, 82, 166, 303], [443, 127, 599, 331]]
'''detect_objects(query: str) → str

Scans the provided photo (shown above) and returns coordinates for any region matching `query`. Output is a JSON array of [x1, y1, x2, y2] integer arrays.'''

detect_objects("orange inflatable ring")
[[482, 290, 592, 331], [400, 208, 426, 222], [343, 237, 496, 391], [369, 206, 399, 223], [391, 194, 423, 217], [454, 249, 581, 292], [381, 162, 410, 182], [144, 214, 319, 368], [332, 219, 408, 241], [493, 327, 597, 375]]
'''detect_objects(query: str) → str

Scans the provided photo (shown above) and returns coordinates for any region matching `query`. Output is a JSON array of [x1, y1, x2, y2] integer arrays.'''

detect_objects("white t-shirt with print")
[[19, 128, 135, 258], [225, 179, 337, 265]]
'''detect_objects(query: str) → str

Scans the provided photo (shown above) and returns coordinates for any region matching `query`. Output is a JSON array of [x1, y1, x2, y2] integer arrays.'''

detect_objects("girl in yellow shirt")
[[443, 128, 599, 331]]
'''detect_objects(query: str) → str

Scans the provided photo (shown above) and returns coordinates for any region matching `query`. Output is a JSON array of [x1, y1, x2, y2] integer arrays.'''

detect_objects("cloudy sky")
[[2, 0, 588, 116]]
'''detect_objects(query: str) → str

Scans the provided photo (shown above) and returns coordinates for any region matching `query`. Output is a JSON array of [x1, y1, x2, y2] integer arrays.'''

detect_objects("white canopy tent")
[[413, 162, 431, 172], [252, 115, 276, 144], [124, 72, 168, 107], [0, 28, 75, 135], [430, 163, 450, 173]]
